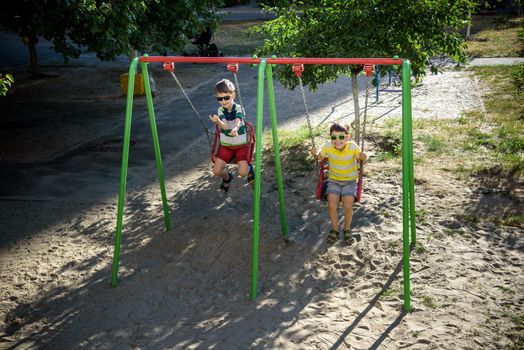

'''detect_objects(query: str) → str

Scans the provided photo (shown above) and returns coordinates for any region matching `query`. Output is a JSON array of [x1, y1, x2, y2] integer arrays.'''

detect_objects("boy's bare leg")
[[237, 160, 249, 178], [213, 158, 229, 180], [341, 195, 355, 231], [327, 193, 340, 232]]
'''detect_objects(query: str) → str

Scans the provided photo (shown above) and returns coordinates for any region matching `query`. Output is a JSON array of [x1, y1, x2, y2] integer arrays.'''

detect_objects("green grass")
[[446, 65, 524, 183], [420, 295, 438, 309], [214, 21, 265, 56], [501, 311, 524, 350], [415, 208, 429, 224], [263, 125, 320, 175], [465, 15, 524, 58], [417, 134, 446, 153], [414, 241, 426, 254]]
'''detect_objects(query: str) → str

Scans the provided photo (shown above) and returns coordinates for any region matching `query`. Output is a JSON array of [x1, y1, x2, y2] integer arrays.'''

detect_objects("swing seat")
[[211, 121, 255, 164], [315, 158, 364, 203], [316, 158, 329, 201]]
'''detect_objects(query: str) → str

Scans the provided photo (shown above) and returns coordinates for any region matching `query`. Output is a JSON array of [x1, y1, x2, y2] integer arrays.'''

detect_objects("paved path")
[[468, 57, 524, 66]]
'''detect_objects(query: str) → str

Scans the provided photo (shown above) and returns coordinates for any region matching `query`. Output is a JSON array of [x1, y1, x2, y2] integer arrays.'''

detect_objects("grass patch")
[[465, 15, 524, 58], [495, 285, 515, 294], [414, 241, 426, 254], [443, 229, 457, 236], [379, 285, 402, 300], [501, 311, 524, 350], [263, 125, 320, 175], [420, 295, 438, 309], [415, 208, 429, 224], [417, 134, 446, 153], [214, 21, 265, 56]]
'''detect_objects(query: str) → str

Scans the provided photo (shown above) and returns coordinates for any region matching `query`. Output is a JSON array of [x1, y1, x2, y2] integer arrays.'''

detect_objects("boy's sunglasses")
[[216, 95, 231, 101], [331, 135, 346, 140]]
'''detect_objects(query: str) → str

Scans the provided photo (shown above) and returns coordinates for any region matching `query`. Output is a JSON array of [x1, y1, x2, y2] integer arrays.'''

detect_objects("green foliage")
[[254, 0, 476, 90], [0, 0, 219, 63], [0, 73, 14, 97], [418, 134, 445, 153], [512, 63, 524, 95]]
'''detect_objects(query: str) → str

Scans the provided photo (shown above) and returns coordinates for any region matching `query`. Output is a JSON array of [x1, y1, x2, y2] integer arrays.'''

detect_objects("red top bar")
[[139, 56, 261, 64], [267, 57, 403, 65], [139, 56, 403, 66]]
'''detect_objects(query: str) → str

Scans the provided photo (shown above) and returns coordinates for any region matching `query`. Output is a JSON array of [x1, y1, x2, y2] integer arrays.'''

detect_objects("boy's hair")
[[329, 123, 349, 135], [215, 79, 235, 94]]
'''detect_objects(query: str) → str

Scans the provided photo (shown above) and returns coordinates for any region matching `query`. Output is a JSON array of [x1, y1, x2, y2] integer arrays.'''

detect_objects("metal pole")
[[111, 57, 139, 287], [265, 63, 288, 238], [401, 59, 413, 311], [405, 70, 417, 247], [140, 58, 172, 232], [251, 59, 266, 300]]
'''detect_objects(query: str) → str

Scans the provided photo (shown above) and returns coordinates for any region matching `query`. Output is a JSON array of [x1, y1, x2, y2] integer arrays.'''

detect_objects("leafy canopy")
[[0, 0, 219, 62], [254, 0, 477, 90]]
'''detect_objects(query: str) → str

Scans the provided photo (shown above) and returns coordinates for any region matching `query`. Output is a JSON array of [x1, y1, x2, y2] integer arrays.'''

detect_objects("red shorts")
[[216, 144, 248, 163]]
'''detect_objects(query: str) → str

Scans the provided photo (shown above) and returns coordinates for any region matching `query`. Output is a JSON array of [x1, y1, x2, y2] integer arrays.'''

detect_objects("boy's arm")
[[357, 151, 368, 161], [310, 146, 326, 161], [209, 113, 227, 129], [231, 118, 241, 133]]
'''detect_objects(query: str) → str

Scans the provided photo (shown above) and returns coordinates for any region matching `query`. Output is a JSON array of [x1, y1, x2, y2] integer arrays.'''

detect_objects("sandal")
[[220, 172, 233, 192], [343, 229, 355, 246], [327, 229, 339, 244], [247, 164, 255, 187]]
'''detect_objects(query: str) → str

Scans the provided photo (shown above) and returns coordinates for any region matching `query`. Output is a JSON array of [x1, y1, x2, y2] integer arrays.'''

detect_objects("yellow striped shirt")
[[319, 140, 361, 181]]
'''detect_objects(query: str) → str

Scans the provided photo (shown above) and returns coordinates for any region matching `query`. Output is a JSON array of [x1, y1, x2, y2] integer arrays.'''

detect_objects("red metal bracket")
[[226, 63, 239, 74], [163, 62, 175, 72], [292, 63, 304, 77], [363, 64, 374, 77]]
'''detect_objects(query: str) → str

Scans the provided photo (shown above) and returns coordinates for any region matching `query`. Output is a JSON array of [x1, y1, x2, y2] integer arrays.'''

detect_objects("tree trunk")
[[26, 35, 40, 77], [351, 72, 361, 145]]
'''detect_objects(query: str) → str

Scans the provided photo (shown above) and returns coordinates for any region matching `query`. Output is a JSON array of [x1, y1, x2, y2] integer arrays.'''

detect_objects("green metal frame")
[[111, 56, 416, 312]]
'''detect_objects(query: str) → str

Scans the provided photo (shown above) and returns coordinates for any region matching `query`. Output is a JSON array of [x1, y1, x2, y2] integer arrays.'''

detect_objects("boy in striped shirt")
[[311, 123, 368, 245], [209, 79, 253, 192]]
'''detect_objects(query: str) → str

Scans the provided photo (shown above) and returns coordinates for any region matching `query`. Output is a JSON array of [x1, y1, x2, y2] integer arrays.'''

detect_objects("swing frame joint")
[[227, 63, 239, 74], [363, 64, 374, 77], [292, 63, 304, 77], [163, 62, 175, 72]]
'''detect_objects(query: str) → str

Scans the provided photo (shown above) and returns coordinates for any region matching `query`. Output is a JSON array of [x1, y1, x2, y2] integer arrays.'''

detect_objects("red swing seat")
[[316, 158, 364, 203], [211, 121, 255, 164]]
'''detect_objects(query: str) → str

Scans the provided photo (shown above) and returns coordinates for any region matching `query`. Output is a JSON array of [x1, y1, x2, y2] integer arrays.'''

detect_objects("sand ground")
[[0, 58, 522, 350]]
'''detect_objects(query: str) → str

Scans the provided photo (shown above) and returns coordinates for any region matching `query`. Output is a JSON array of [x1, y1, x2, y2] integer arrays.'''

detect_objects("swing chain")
[[297, 75, 316, 150], [230, 69, 250, 146], [361, 68, 372, 152], [168, 70, 213, 148]]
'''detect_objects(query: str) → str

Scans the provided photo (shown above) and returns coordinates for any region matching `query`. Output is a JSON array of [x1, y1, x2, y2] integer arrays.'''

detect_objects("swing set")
[[111, 55, 417, 311]]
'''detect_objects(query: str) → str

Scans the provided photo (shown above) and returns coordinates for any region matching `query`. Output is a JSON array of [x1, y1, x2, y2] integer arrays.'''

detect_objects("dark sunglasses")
[[331, 135, 346, 140], [216, 95, 231, 101]]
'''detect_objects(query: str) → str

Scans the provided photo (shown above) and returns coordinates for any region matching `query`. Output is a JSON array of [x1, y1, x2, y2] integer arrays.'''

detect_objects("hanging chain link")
[[361, 74, 371, 152], [232, 72, 250, 145], [298, 76, 316, 150], [169, 71, 213, 148]]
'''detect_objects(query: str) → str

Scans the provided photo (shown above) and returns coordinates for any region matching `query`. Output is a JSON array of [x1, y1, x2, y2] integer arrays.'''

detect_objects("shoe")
[[247, 164, 255, 188], [327, 229, 339, 244], [220, 172, 233, 192], [343, 229, 355, 246]]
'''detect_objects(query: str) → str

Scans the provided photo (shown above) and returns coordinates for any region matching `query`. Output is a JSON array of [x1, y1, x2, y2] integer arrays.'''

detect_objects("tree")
[[254, 0, 476, 140], [0, 0, 219, 77]]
